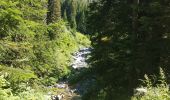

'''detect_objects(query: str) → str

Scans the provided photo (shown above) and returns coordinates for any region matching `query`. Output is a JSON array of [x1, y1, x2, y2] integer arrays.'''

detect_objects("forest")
[[0, 0, 170, 100]]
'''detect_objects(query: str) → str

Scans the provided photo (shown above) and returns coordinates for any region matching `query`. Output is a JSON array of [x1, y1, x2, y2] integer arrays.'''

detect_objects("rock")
[[51, 94, 64, 100], [51, 95, 57, 100], [134, 87, 147, 97], [135, 88, 147, 93], [55, 83, 67, 89], [57, 94, 64, 100], [70, 89, 77, 93]]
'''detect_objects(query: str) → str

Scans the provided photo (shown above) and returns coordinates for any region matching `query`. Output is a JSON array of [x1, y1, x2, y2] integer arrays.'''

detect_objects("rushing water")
[[49, 47, 92, 100], [71, 48, 91, 69]]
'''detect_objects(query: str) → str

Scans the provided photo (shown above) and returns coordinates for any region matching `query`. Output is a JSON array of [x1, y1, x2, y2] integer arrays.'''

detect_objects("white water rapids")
[[71, 48, 91, 69], [47, 47, 92, 100]]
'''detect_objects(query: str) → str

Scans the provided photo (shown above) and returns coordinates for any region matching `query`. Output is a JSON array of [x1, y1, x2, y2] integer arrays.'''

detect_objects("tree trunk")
[[129, 0, 140, 89]]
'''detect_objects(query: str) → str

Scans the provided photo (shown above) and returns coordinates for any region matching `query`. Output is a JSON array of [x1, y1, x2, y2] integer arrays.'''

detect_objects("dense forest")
[[0, 0, 170, 100]]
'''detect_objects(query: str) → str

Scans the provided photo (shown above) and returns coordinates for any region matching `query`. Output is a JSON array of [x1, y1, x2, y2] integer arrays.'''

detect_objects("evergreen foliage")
[[86, 0, 170, 99], [61, 0, 89, 33], [47, 0, 61, 24], [1, 0, 170, 99]]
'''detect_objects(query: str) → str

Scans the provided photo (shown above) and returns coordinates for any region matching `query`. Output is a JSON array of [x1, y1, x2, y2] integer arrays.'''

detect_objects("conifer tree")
[[77, 11, 86, 33], [47, 0, 61, 24], [70, 0, 77, 29], [87, 0, 170, 99]]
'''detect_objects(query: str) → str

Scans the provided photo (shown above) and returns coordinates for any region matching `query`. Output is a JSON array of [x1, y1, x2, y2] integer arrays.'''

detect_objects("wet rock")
[[55, 83, 67, 89], [51, 94, 64, 100], [134, 87, 147, 97]]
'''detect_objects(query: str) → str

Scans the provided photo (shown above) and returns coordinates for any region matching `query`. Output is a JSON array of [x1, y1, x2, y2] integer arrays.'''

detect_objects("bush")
[[0, 0, 90, 98], [132, 68, 170, 100], [75, 32, 91, 48], [0, 73, 49, 100]]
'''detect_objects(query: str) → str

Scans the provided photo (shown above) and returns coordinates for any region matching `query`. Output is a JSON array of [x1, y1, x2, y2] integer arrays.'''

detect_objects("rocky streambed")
[[48, 47, 92, 100], [71, 48, 91, 69]]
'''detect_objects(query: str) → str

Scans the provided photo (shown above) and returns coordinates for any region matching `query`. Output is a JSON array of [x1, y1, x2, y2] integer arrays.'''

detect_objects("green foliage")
[[86, 0, 170, 99], [61, 0, 89, 33], [0, 0, 47, 41], [0, 66, 36, 83], [75, 32, 91, 47], [0, 75, 17, 100], [32, 40, 71, 85], [0, 41, 34, 67], [0, 65, 37, 94], [0, 0, 90, 99], [47, 0, 61, 24], [0, 0, 22, 38], [132, 68, 170, 100], [0, 73, 49, 100], [31, 20, 90, 88]]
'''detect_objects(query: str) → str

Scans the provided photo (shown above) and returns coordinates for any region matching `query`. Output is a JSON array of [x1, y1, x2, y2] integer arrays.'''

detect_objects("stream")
[[48, 47, 92, 100], [72, 48, 91, 69]]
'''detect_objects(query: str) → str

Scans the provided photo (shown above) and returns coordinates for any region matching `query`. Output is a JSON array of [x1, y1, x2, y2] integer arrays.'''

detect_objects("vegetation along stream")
[[1, 0, 170, 100], [48, 47, 93, 100]]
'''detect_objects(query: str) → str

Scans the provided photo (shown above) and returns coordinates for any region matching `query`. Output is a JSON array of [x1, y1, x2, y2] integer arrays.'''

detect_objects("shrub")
[[132, 68, 170, 100], [0, 73, 50, 100]]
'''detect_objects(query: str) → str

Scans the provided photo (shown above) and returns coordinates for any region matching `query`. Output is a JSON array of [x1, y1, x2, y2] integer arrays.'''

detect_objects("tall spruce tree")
[[77, 11, 86, 33], [47, 0, 61, 39], [70, 0, 77, 29], [47, 0, 61, 24], [86, 0, 170, 99]]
